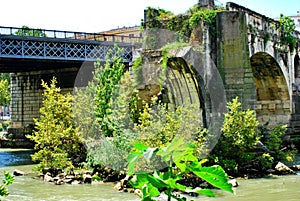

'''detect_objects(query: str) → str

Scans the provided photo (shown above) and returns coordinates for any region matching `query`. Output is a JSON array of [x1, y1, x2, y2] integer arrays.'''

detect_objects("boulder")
[[13, 169, 27, 176], [228, 179, 239, 187], [71, 180, 81, 185], [83, 174, 92, 184], [275, 162, 296, 175], [291, 165, 300, 171], [55, 179, 65, 185], [44, 172, 54, 182], [64, 178, 73, 184]]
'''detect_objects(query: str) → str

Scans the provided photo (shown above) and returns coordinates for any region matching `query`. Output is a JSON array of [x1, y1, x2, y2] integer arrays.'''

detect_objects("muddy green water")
[[0, 149, 299, 201]]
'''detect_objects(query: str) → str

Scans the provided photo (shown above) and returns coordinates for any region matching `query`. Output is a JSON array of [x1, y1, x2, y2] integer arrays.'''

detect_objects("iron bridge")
[[0, 26, 142, 67]]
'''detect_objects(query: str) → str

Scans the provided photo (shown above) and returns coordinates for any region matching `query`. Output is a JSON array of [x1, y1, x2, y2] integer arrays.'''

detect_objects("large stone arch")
[[250, 52, 291, 126], [138, 47, 227, 154], [165, 57, 209, 127]]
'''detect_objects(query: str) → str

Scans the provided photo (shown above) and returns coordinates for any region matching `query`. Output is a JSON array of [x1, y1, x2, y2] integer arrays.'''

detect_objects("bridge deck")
[[0, 26, 141, 71]]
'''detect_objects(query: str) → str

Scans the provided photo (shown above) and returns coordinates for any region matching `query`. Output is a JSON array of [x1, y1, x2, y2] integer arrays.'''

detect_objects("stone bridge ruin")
[[0, 1, 300, 141]]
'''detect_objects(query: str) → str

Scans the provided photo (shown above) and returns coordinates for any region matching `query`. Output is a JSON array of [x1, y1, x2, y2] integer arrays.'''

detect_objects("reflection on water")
[[0, 149, 299, 201], [0, 149, 34, 167]]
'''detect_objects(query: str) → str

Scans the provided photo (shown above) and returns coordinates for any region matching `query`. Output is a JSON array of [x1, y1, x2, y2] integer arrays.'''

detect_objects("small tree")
[[212, 97, 259, 174], [27, 78, 84, 171], [276, 14, 296, 51], [93, 45, 125, 137]]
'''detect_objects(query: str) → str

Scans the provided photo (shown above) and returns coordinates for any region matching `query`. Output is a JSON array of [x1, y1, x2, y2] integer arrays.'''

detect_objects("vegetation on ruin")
[[276, 14, 297, 52], [144, 5, 224, 39]]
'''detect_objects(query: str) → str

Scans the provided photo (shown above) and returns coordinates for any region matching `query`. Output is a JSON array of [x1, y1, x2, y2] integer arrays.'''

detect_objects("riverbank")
[[2, 164, 299, 201], [1, 149, 299, 200]]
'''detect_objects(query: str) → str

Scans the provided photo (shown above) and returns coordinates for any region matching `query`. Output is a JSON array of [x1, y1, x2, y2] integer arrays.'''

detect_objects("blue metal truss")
[[0, 26, 141, 62]]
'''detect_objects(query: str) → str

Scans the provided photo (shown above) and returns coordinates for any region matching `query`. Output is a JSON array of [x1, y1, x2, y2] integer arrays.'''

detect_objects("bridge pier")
[[10, 68, 80, 129], [216, 11, 257, 109]]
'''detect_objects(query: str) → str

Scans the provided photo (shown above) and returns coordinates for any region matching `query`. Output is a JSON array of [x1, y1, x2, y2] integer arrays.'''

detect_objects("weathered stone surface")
[[83, 174, 92, 184], [44, 173, 54, 182], [71, 180, 81, 185], [275, 162, 296, 175], [228, 179, 239, 187], [13, 169, 27, 176], [114, 175, 132, 191]]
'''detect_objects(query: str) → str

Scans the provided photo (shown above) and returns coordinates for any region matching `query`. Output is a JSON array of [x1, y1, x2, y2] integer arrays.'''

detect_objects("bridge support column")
[[216, 11, 256, 109], [10, 68, 79, 129]]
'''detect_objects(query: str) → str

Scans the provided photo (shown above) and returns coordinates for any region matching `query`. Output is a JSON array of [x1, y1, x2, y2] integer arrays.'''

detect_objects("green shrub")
[[258, 123, 297, 164], [134, 101, 204, 151], [27, 78, 85, 172], [93, 45, 125, 137], [211, 97, 259, 175], [74, 55, 137, 169]]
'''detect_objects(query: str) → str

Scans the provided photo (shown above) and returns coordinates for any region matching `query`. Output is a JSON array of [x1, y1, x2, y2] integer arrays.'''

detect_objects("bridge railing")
[[0, 26, 142, 43]]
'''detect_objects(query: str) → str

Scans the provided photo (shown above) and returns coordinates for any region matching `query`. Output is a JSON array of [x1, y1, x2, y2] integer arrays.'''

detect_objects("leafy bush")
[[27, 78, 85, 172], [258, 123, 297, 164], [134, 101, 205, 151], [211, 97, 260, 175], [74, 46, 137, 169], [212, 97, 297, 175], [128, 138, 233, 200]]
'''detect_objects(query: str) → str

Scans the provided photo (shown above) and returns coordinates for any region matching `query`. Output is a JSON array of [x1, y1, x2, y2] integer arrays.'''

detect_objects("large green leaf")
[[147, 172, 167, 188], [157, 138, 195, 163], [191, 188, 215, 197], [134, 143, 149, 151], [191, 164, 233, 193], [146, 183, 161, 197], [130, 173, 150, 189]]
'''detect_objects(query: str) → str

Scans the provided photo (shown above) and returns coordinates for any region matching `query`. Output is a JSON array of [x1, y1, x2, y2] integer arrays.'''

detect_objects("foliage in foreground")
[[0, 171, 14, 197], [27, 78, 85, 172], [128, 138, 233, 201]]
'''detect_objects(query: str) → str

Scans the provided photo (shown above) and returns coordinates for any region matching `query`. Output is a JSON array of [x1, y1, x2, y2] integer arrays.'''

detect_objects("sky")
[[0, 0, 299, 33]]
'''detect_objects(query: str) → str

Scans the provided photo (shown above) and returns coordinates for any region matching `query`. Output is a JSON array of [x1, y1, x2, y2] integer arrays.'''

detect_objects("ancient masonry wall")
[[216, 11, 257, 109], [10, 68, 79, 128]]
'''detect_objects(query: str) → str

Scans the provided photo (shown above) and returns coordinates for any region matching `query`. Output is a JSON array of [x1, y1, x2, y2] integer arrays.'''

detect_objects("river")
[[0, 149, 299, 201]]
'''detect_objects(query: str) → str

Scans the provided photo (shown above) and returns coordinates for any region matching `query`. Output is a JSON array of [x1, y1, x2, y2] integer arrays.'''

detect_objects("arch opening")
[[165, 57, 209, 128], [250, 52, 290, 125]]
